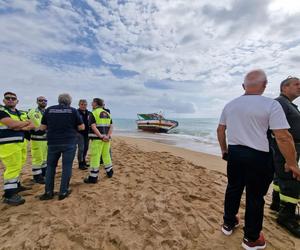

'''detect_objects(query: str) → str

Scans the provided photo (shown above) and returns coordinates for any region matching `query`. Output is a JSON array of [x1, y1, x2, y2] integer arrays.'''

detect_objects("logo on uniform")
[[99, 111, 109, 118]]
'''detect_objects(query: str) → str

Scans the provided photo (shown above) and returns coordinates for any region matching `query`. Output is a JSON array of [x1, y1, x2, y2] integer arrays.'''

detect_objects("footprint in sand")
[[184, 215, 201, 238]]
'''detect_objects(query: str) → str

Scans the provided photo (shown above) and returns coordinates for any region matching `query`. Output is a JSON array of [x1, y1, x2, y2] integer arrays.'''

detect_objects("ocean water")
[[113, 118, 221, 156]]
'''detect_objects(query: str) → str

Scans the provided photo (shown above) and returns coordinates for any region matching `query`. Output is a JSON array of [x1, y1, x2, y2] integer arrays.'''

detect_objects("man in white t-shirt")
[[217, 69, 300, 250]]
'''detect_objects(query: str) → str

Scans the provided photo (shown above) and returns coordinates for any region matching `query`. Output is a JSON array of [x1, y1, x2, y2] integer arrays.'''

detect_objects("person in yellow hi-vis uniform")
[[0, 92, 35, 205], [27, 96, 48, 184], [84, 98, 113, 184]]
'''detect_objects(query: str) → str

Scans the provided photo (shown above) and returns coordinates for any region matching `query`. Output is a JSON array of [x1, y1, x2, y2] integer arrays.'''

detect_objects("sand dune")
[[0, 137, 299, 249]]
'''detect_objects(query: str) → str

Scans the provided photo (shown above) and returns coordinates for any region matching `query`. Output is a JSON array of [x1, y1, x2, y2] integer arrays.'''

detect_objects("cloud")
[[1, 0, 300, 118]]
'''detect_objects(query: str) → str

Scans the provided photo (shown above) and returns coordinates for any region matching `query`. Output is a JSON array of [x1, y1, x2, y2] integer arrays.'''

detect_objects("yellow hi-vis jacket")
[[89, 108, 111, 140], [0, 106, 25, 144], [28, 108, 46, 141]]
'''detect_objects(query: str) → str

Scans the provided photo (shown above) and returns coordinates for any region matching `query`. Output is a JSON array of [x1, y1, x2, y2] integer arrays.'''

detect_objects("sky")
[[0, 0, 300, 118]]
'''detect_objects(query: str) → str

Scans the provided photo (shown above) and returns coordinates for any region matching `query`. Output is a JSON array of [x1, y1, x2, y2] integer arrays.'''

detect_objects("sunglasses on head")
[[38, 99, 47, 102], [4, 96, 17, 101]]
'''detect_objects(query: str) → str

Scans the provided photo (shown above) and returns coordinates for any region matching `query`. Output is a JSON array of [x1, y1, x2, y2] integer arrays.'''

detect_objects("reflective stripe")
[[0, 126, 8, 129], [31, 135, 47, 139], [4, 183, 18, 190], [90, 172, 99, 177], [32, 169, 42, 175], [89, 168, 99, 172], [0, 136, 24, 142], [273, 184, 280, 192], [4, 178, 19, 184], [96, 124, 110, 128], [89, 168, 99, 178], [88, 134, 98, 138], [280, 194, 300, 204], [105, 166, 113, 172]]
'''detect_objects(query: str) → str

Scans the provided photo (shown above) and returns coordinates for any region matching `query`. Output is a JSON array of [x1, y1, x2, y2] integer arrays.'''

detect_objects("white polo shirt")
[[219, 95, 290, 152]]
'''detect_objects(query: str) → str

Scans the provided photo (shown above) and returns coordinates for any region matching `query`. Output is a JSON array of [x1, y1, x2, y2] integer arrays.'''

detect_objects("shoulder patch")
[[99, 111, 109, 119]]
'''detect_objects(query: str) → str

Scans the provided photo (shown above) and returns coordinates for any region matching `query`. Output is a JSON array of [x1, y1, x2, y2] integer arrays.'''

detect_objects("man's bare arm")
[[217, 124, 227, 154], [273, 129, 300, 180], [0, 117, 30, 130]]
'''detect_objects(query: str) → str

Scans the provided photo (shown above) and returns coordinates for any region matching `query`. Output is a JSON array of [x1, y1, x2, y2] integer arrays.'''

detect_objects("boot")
[[58, 189, 72, 200], [84, 176, 98, 184], [270, 190, 280, 212], [106, 169, 114, 178], [277, 202, 300, 238], [79, 162, 88, 170], [33, 174, 45, 184], [3, 194, 25, 206], [39, 191, 54, 201]]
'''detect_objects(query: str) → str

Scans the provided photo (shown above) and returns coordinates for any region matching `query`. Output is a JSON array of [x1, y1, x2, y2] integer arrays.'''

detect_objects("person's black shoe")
[[79, 162, 88, 170], [17, 183, 31, 193], [84, 176, 98, 184], [79, 165, 88, 170], [106, 169, 114, 178], [33, 174, 45, 184], [3, 194, 25, 206], [277, 217, 300, 238], [39, 192, 54, 201], [58, 189, 72, 200]]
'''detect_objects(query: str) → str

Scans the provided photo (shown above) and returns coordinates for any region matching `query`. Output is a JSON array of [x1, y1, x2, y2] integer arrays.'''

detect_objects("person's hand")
[[102, 135, 110, 142], [222, 150, 228, 161], [285, 163, 300, 181], [21, 121, 35, 131]]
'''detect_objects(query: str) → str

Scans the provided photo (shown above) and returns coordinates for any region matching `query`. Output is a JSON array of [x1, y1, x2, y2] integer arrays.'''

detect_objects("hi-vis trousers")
[[31, 140, 47, 176], [0, 142, 25, 193], [89, 140, 112, 177]]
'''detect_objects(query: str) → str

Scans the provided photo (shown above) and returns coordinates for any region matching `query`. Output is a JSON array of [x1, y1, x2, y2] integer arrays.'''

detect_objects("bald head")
[[243, 69, 267, 95]]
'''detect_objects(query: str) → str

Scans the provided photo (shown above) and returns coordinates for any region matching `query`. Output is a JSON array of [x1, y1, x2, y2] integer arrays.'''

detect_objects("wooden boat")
[[136, 113, 178, 133]]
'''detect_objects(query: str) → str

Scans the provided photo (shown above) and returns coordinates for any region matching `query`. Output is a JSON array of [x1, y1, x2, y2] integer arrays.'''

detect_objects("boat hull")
[[136, 119, 178, 133]]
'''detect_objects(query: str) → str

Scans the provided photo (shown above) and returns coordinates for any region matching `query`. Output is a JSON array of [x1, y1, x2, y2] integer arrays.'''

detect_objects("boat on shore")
[[136, 113, 178, 133]]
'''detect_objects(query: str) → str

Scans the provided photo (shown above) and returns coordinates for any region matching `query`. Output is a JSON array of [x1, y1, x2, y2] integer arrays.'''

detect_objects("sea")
[[113, 118, 220, 156]]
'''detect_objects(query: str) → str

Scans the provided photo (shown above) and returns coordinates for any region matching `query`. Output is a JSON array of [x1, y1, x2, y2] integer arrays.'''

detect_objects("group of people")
[[217, 69, 300, 250], [0, 92, 113, 205]]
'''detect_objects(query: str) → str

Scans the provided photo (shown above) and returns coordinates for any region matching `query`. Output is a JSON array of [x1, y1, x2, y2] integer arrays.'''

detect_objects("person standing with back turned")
[[84, 98, 113, 184], [39, 93, 84, 201], [217, 70, 300, 250]]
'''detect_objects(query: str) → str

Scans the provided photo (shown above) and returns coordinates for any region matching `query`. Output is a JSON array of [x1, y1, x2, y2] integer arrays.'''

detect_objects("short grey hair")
[[244, 69, 267, 87], [58, 93, 72, 106], [280, 76, 300, 92]]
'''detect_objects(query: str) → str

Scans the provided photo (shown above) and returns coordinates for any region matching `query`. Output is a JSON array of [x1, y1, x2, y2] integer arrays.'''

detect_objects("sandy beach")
[[0, 136, 299, 250]]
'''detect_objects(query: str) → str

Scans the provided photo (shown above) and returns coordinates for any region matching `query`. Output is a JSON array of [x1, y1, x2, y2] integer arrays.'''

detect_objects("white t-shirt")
[[219, 95, 290, 152]]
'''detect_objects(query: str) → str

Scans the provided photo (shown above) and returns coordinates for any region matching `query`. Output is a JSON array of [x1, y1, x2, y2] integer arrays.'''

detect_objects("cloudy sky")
[[1, 0, 300, 118]]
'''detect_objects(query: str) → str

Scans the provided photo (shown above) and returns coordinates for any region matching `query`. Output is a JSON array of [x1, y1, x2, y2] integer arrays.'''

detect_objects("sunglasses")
[[4, 96, 17, 101], [38, 99, 47, 102]]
